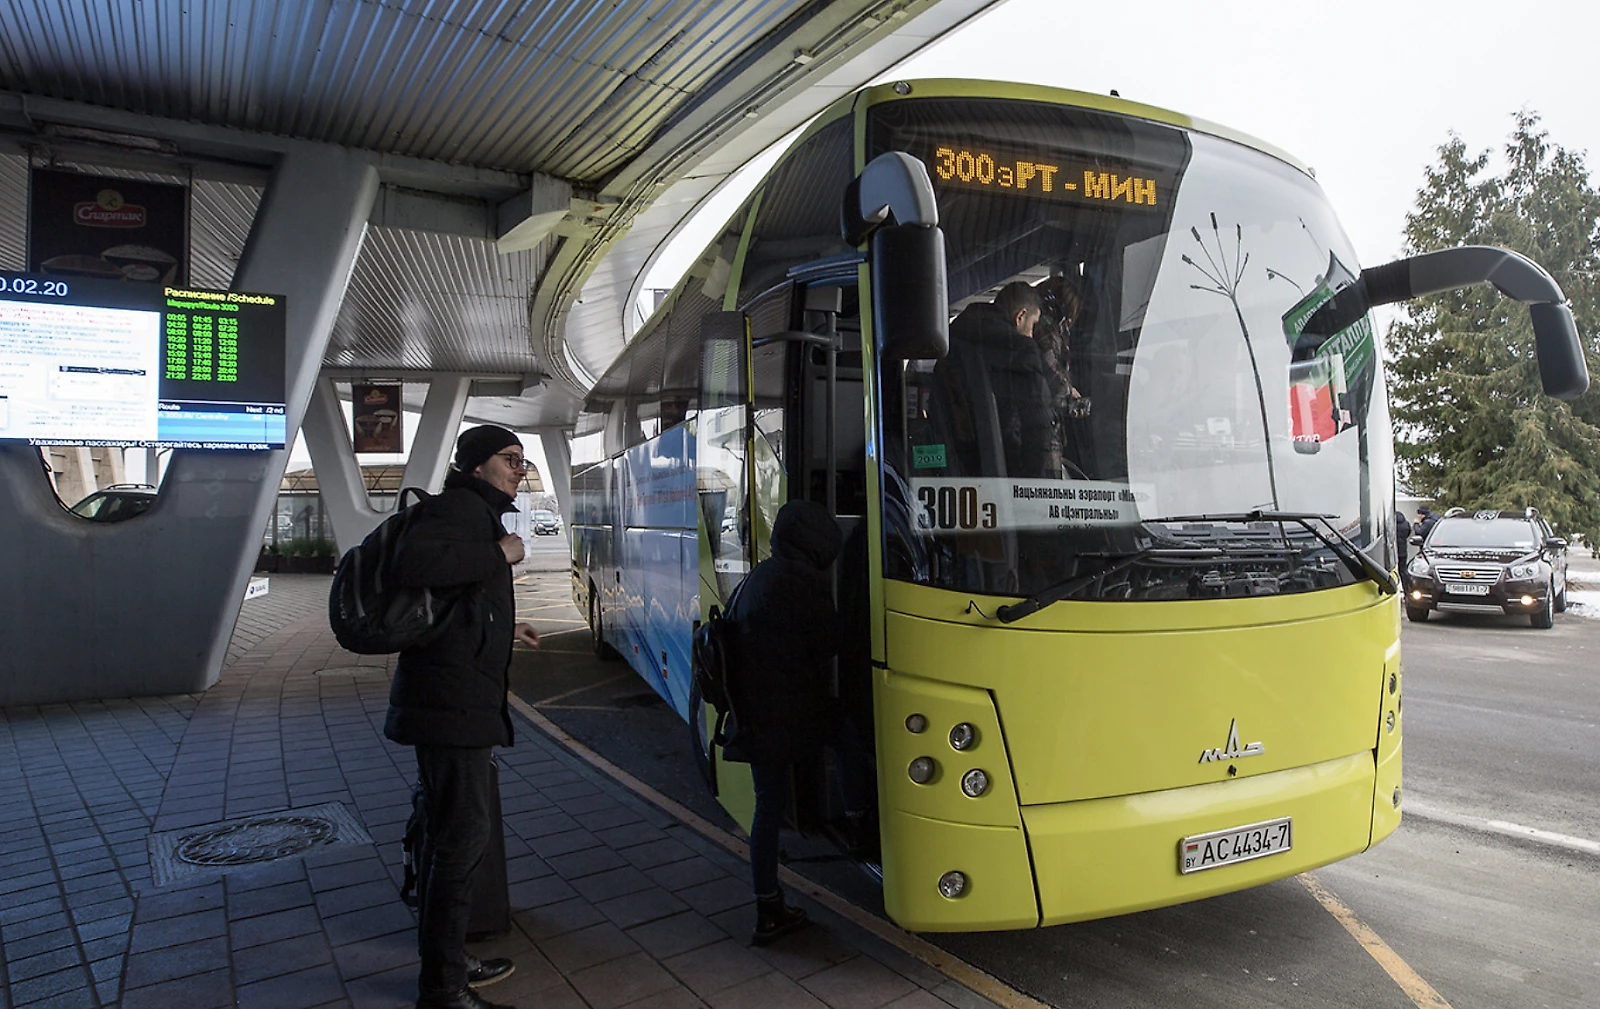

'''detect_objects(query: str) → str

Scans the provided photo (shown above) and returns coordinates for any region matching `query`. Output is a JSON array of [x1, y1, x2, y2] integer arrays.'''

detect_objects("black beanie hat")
[[454, 424, 521, 475]]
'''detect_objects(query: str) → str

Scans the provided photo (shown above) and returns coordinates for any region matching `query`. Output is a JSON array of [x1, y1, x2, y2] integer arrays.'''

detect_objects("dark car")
[[1405, 508, 1569, 628], [68, 484, 158, 523], [532, 509, 561, 535]]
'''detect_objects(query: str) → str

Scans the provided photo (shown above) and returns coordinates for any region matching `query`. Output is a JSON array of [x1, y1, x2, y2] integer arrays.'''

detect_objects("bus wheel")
[[589, 586, 619, 659], [687, 677, 716, 793], [1531, 583, 1555, 629], [1405, 604, 1430, 623]]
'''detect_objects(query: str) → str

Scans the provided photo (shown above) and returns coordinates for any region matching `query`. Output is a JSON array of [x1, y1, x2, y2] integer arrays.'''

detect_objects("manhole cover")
[[175, 815, 338, 866], [147, 801, 373, 887]]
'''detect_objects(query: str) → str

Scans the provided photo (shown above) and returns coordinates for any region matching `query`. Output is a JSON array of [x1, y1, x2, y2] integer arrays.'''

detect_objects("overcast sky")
[[886, 0, 1599, 266]]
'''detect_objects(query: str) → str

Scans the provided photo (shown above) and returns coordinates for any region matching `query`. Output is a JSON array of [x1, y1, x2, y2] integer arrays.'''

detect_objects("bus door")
[[694, 309, 757, 825], [754, 277, 878, 850]]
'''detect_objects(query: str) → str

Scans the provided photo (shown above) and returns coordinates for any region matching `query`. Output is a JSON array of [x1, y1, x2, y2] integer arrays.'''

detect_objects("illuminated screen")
[[929, 142, 1162, 210], [0, 270, 287, 449]]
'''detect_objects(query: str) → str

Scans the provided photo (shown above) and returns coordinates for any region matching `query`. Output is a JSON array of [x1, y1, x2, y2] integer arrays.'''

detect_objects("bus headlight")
[[960, 769, 990, 797], [905, 713, 928, 733], [938, 871, 968, 898], [949, 723, 977, 750], [908, 757, 937, 784]]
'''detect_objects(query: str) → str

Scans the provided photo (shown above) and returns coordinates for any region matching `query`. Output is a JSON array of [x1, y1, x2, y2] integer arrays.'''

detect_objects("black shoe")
[[416, 986, 517, 1009], [752, 893, 809, 947], [466, 953, 516, 988]]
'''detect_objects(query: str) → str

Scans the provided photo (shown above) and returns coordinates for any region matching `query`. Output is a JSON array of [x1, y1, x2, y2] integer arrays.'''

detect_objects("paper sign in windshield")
[[908, 477, 1155, 533]]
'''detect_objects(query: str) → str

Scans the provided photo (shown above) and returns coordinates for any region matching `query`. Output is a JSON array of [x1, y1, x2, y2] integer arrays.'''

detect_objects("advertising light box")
[[0, 270, 287, 449]]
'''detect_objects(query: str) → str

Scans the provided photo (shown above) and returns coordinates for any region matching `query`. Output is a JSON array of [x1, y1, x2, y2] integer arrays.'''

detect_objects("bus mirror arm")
[[842, 152, 939, 246], [1304, 245, 1589, 400]]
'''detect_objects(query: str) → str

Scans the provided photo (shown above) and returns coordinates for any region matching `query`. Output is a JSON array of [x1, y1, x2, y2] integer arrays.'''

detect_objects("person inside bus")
[[721, 498, 841, 946], [1033, 274, 1090, 475], [935, 281, 1060, 479]]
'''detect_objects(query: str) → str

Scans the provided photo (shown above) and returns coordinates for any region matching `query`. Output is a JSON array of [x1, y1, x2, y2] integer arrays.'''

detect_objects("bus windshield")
[[873, 98, 1395, 601]]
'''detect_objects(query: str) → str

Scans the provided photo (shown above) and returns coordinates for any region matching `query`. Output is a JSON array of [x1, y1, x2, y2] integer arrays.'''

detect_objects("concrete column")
[[540, 428, 573, 526], [0, 145, 379, 706], [302, 376, 382, 555], [402, 376, 471, 495]]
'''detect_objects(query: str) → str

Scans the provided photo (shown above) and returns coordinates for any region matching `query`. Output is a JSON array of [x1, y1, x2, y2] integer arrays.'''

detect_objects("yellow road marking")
[[530, 673, 633, 706], [506, 693, 1053, 1009], [1299, 874, 1454, 1009]]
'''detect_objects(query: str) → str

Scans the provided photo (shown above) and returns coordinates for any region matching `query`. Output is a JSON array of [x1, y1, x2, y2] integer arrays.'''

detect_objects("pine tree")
[[1387, 112, 1600, 544]]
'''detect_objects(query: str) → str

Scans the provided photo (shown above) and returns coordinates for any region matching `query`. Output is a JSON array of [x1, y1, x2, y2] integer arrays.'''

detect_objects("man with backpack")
[[720, 499, 841, 946], [384, 424, 539, 1009]]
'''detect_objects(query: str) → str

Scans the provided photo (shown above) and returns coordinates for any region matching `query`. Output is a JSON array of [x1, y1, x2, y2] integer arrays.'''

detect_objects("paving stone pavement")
[[0, 565, 1003, 1009]]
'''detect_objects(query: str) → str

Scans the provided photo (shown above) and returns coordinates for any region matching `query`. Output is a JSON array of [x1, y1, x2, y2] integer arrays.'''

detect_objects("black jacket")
[[722, 500, 841, 765], [934, 303, 1057, 478], [383, 469, 517, 748]]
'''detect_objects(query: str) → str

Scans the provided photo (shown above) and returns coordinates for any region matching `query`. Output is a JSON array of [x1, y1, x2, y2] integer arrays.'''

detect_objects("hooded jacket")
[[383, 468, 517, 748], [722, 500, 842, 765]]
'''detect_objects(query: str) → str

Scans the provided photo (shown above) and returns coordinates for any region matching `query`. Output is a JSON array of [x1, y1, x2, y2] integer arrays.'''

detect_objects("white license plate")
[[1180, 817, 1292, 874], [1447, 582, 1491, 595]]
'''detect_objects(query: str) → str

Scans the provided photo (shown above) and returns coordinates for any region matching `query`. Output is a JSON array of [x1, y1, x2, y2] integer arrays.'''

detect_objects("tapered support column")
[[0, 145, 379, 706], [540, 429, 573, 527], [301, 376, 382, 555], [402, 376, 471, 495]]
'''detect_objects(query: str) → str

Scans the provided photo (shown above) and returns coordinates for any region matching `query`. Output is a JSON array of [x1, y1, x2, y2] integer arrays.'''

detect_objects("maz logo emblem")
[[1199, 718, 1264, 763]]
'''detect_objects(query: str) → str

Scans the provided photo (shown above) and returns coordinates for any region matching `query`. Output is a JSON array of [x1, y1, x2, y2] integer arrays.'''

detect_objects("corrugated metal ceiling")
[[0, 0, 814, 181], [0, 0, 1001, 431]]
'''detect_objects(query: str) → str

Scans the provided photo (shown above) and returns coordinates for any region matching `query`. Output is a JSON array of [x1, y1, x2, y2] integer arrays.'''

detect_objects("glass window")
[[1427, 518, 1536, 550], [737, 118, 855, 308], [873, 98, 1393, 601]]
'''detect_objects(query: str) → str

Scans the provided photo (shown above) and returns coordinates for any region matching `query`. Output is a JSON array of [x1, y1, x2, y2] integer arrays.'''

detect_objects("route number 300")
[[917, 485, 997, 531]]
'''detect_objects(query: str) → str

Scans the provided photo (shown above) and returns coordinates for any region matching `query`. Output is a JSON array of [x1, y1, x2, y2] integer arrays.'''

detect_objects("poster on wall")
[[351, 383, 404, 454], [27, 169, 189, 285]]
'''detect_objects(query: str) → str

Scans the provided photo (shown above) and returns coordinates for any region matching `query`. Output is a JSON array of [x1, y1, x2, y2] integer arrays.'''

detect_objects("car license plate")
[[1180, 817, 1292, 874], [1447, 583, 1491, 596]]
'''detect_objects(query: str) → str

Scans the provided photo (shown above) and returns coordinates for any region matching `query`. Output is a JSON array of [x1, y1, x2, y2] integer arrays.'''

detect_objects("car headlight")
[[1407, 556, 1432, 576], [1508, 563, 1539, 579]]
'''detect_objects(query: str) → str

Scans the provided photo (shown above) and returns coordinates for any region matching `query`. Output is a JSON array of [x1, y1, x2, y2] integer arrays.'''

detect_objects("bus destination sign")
[[931, 143, 1161, 211]]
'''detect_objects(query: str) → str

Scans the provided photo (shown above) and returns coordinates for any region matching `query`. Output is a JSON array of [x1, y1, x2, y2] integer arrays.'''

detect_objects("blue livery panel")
[[582, 424, 700, 721]]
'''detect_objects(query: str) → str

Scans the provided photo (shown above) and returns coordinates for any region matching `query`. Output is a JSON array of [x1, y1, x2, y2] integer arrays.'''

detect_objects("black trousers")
[[414, 744, 495, 997]]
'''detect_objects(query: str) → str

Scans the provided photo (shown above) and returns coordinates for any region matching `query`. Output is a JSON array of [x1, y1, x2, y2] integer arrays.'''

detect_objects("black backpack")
[[691, 580, 746, 746], [328, 487, 455, 654]]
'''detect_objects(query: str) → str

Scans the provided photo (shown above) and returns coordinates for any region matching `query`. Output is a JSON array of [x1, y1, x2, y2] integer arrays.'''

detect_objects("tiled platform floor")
[[1, 571, 1001, 1009]]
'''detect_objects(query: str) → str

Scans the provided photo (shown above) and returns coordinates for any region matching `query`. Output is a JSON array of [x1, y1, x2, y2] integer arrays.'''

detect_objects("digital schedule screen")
[[0, 270, 287, 449]]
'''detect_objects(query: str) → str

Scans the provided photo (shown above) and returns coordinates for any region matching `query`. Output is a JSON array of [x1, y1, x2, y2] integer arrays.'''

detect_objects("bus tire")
[[1405, 605, 1430, 623], [1530, 583, 1555, 629], [687, 677, 716, 794], [589, 585, 619, 659]]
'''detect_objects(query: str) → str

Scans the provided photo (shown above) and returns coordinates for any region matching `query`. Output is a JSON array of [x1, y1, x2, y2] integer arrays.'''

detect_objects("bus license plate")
[[1180, 817, 1292, 874], [1447, 583, 1491, 595]]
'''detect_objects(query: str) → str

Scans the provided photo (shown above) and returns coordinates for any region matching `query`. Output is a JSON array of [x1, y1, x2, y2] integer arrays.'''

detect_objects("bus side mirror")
[[1528, 303, 1588, 401], [843, 151, 950, 362], [1307, 246, 1589, 400], [872, 224, 949, 361]]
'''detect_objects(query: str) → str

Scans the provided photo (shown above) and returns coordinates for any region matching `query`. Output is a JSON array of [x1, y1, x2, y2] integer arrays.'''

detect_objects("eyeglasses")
[[494, 452, 529, 471]]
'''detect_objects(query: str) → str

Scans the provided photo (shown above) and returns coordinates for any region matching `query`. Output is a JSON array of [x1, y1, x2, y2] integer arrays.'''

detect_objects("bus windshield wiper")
[[995, 547, 1224, 624], [1147, 511, 1397, 595]]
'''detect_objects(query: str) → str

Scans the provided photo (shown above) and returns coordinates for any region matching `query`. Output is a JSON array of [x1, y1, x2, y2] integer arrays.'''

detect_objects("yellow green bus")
[[568, 79, 1587, 931]]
